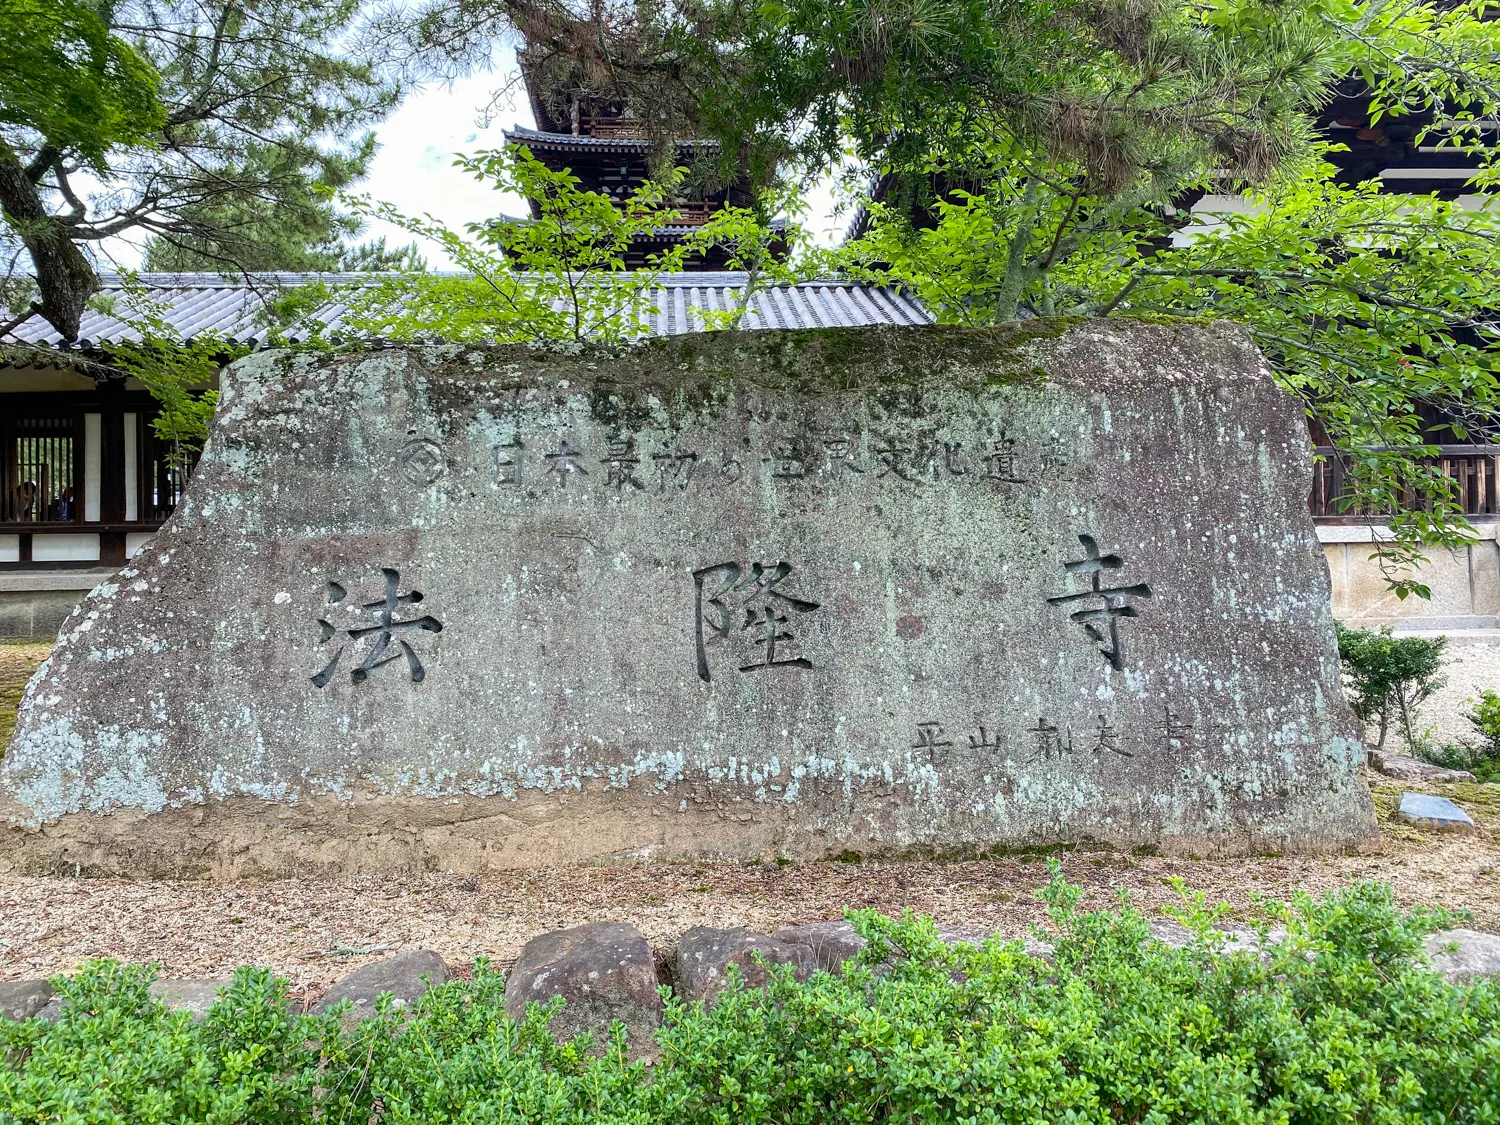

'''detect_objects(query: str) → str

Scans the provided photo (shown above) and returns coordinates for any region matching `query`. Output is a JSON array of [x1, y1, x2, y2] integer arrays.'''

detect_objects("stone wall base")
[[0, 571, 115, 640], [1320, 523, 1500, 629], [0, 783, 1379, 880]]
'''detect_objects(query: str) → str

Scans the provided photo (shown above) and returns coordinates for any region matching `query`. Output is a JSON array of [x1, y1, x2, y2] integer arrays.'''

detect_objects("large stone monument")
[[0, 322, 1376, 875]]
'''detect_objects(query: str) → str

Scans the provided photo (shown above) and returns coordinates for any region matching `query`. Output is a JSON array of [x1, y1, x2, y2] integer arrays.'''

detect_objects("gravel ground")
[[2, 641, 1498, 1009], [1398, 640, 1500, 750]]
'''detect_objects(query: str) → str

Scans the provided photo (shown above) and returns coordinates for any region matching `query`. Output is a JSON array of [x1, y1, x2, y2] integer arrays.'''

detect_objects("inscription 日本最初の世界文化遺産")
[[312, 568, 444, 687], [474, 429, 1073, 494]]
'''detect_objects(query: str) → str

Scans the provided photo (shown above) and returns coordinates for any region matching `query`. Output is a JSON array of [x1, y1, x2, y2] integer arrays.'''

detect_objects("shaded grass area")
[[1, 641, 50, 751], [1370, 777, 1500, 841]]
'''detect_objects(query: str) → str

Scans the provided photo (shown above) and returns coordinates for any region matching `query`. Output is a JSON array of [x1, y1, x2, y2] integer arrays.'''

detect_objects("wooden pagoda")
[[502, 52, 785, 270]]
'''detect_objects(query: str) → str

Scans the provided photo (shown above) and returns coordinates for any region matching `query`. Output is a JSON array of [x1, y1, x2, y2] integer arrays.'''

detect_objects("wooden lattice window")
[[2, 414, 81, 524]]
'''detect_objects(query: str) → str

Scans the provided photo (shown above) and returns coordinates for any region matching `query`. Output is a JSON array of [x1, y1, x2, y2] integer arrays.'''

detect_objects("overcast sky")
[[353, 52, 532, 269]]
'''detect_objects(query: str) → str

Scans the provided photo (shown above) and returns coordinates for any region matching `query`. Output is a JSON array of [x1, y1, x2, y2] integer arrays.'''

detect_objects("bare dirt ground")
[[1, 641, 1497, 1010], [0, 780, 1493, 1010]]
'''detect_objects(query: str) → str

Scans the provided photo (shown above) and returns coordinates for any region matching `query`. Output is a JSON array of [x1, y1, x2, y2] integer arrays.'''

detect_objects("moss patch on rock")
[[0, 643, 49, 754]]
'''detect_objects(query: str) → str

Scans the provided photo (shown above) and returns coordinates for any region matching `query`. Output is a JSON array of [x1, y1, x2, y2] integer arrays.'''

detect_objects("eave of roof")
[[504, 125, 719, 152], [1, 271, 932, 353]]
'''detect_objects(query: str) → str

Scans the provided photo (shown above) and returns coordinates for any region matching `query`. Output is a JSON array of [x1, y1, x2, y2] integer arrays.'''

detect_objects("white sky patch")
[[355, 51, 531, 268]]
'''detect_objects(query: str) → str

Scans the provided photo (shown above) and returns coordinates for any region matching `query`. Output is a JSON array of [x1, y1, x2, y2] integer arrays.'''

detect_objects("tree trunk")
[[0, 143, 98, 342]]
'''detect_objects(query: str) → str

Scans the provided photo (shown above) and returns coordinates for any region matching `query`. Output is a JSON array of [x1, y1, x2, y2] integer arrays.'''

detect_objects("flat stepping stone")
[[1398, 792, 1474, 832]]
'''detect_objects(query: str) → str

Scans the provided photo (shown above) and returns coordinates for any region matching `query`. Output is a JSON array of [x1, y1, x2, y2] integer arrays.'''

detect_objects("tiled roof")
[[3, 272, 932, 349], [504, 125, 717, 151], [492, 215, 790, 237]]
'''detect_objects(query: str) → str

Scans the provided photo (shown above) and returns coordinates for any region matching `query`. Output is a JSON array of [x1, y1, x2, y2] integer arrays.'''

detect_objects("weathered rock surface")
[[1398, 792, 1475, 832], [503, 922, 661, 1055], [773, 919, 1054, 972], [0, 323, 1375, 875], [675, 926, 817, 1003], [312, 950, 449, 1025], [774, 921, 870, 973], [34, 978, 234, 1022], [1146, 918, 1287, 956], [1425, 928, 1500, 984], [0, 980, 54, 1021], [149, 979, 233, 1019], [1367, 749, 1474, 783]]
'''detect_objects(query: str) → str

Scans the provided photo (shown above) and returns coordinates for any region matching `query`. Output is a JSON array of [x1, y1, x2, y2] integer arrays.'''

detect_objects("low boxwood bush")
[[1334, 622, 1447, 752], [4, 870, 1498, 1124]]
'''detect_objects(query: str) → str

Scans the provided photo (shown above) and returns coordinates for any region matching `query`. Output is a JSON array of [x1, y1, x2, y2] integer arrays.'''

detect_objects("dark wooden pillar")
[[98, 378, 127, 565]]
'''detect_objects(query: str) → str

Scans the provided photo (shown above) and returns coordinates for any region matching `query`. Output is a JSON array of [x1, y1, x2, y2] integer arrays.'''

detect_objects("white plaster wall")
[[83, 413, 101, 522], [0, 535, 18, 563], [31, 534, 101, 562], [124, 413, 138, 522]]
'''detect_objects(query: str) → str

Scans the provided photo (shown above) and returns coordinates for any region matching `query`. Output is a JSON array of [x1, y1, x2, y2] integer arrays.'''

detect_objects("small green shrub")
[[1473, 688, 1500, 754], [1423, 688, 1500, 782], [1335, 621, 1448, 750], [4, 873, 1497, 1124]]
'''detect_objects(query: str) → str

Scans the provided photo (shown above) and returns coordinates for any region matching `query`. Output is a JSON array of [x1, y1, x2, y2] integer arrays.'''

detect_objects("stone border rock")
[[1367, 749, 1475, 784], [5, 921, 1496, 1047], [503, 923, 662, 1060], [311, 949, 449, 1029]]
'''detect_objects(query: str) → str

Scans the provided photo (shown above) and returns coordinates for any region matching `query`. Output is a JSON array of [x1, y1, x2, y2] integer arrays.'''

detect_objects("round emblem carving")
[[398, 438, 445, 485]]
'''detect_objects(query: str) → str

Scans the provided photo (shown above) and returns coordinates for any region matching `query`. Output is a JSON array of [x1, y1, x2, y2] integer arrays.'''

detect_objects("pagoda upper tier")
[[504, 57, 785, 270]]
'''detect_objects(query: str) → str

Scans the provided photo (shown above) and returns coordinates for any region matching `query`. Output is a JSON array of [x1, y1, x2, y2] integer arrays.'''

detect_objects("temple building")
[[1317, 77, 1493, 196]]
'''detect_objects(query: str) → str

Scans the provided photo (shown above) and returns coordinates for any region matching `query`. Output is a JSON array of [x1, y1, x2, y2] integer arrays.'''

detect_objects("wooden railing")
[[1311, 445, 1500, 519], [584, 119, 647, 139], [665, 201, 719, 226]]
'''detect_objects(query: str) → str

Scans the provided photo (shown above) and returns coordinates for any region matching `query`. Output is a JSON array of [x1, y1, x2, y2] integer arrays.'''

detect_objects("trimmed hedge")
[[4, 870, 1498, 1124]]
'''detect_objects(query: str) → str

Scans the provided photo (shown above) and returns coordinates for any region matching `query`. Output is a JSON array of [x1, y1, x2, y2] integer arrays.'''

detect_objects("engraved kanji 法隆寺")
[[312, 568, 443, 686], [1047, 535, 1152, 671]]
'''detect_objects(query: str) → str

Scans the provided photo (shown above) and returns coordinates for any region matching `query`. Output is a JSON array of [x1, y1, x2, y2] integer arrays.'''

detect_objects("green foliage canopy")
[[0, 0, 406, 341], [1334, 620, 1448, 751], [0, 0, 162, 171]]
